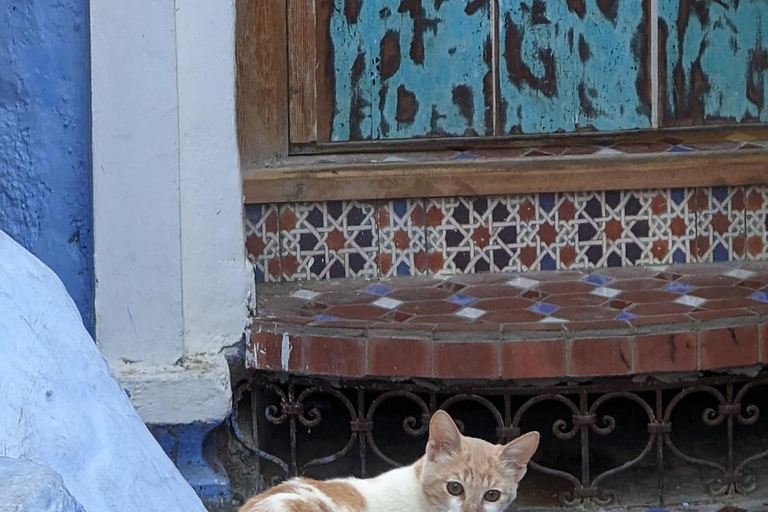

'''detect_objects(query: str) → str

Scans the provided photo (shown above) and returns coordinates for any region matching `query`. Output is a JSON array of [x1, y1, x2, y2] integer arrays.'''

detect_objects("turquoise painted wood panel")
[[497, 0, 652, 134], [659, 0, 768, 125], [327, 0, 493, 141]]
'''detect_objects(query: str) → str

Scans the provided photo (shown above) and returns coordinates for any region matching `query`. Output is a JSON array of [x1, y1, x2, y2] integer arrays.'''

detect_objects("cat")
[[239, 409, 540, 512]]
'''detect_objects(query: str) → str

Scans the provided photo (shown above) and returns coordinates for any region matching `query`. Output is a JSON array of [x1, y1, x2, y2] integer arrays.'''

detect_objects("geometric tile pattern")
[[278, 201, 378, 281], [245, 204, 281, 283], [693, 186, 746, 262], [570, 188, 697, 268], [248, 261, 768, 378], [377, 199, 428, 277], [246, 186, 768, 283], [746, 185, 768, 260]]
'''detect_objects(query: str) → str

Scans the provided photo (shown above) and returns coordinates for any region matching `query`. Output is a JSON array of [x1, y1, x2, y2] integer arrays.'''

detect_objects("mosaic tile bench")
[[245, 130, 768, 380], [247, 262, 768, 379], [240, 132, 768, 508]]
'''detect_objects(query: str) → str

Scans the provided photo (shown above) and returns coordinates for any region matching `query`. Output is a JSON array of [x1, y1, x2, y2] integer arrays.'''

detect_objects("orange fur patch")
[[238, 478, 365, 512], [311, 480, 366, 510]]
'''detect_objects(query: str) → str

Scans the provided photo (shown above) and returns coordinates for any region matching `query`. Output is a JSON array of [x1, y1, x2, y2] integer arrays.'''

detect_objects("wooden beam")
[[288, 0, 317, 143], [236, 0, 289, 165], [315, 0, 334, 142], [243, 150, 768, 204], [290, 125, 768, 155]]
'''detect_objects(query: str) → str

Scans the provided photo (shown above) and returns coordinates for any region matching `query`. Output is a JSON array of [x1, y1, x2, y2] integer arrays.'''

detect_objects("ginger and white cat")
[[239, 410, 540, 512]]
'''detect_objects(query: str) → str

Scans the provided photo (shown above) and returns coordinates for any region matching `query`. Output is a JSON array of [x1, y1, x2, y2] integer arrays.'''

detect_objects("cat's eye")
[[484, 490, 501, 502], [446, 481, 464, 496]]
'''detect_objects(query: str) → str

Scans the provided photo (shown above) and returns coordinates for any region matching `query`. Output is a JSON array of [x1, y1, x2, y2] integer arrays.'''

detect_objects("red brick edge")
[[247, 320, 768, 380]]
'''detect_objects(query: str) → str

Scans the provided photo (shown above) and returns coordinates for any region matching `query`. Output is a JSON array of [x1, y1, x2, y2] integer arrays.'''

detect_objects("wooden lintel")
[[243, 150, 768, 204]]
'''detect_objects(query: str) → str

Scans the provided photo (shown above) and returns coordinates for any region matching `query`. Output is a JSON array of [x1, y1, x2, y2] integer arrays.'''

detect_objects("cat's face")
[[418, 411, 539, 512]]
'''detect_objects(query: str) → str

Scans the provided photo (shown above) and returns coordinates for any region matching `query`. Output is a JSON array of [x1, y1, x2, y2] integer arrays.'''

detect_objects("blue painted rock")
[[0, 458, 84, 512]]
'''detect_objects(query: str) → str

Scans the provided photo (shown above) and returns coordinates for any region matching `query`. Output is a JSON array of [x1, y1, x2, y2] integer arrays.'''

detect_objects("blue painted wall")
[[0, 0, 93, 332]]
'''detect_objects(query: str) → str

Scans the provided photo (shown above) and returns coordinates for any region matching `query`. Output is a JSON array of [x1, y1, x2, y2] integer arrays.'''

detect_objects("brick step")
[[248, 262, 768, 380]]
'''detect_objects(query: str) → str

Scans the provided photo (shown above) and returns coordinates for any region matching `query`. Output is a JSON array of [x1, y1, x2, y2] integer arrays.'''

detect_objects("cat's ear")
[[427, 410, 462, 461], [500, 431, 540, 469]]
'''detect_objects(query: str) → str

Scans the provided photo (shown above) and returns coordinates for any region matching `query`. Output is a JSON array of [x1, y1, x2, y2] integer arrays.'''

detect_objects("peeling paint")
[[660, 0, 768, 124], [280, 333, 292, 372], [326, 0, 766, 141], [329, 0, 491, 140], [498, 0, 651, 133], [396, 85, 419, 124]]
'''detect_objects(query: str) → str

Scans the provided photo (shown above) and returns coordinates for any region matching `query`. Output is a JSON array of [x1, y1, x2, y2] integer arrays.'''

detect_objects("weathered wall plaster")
[[91, 0, 251, 367], [91, 0, 184, 366], [0, 0, 93, 332], [176, 0, 253, 357]]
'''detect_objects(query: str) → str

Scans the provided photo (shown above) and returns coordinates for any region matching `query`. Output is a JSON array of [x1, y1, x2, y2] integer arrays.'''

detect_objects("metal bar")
[[358, 388, 367, 477], [655, 388, 664, 505], [231, 371, 768, 507], [580, 390, 590, 491], [288, 381, 298, 477], [727, 382, 735, 475]]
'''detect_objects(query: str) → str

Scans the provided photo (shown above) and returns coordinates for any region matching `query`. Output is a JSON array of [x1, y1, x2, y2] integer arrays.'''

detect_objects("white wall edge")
[[91, 0, 249, 425]]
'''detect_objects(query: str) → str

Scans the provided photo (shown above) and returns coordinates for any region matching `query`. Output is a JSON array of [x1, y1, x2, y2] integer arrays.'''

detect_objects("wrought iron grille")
[[231, 372, 768, 508]]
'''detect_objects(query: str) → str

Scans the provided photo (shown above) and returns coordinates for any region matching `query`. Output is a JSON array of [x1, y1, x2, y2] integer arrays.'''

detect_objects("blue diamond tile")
[[713, 243, 729, 262], [584, 274, 613, 286], [396, 261, 411, 277], [392, 199, 408, 217], [540, 193, 555, 212], [452, 151, 478, 160], [541, 254, 556, 271], [365, 284, 393, 296], [447, 294, 476, 306], [246, 204, 263, 224], [529, 302, 561, 316], [255, 267, 265, 284], [672, 248, 686, 263], [615, 312, 638, 321], [670, 188, 685, 205], [315, 314, 340, 322], [713, 186, 728, 202], [664, 282, 695, 294], [668, 145, 693, 153], [751, 291, 768, 303]]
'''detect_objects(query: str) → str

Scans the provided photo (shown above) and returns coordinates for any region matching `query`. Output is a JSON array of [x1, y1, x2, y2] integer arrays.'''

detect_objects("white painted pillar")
[[176, 0, 252, 358], [91, 0, 184, 367], [91, 0, 251, 427]]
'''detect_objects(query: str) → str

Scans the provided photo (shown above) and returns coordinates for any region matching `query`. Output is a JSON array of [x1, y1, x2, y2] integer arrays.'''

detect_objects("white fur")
[[344, 465, 427, 511]]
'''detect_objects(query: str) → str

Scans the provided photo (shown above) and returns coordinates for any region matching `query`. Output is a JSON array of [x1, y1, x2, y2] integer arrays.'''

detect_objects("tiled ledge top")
[[267, 135, 768, 170], [244, 130, 768, 204], [248, 262, 768, 380]]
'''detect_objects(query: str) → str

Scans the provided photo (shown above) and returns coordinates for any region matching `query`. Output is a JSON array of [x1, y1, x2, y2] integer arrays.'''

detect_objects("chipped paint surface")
[[498, 0, 651, 134], [659, 0, 768, 125], [323, 0, 767, 142], [329, 0, 492, 140]]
